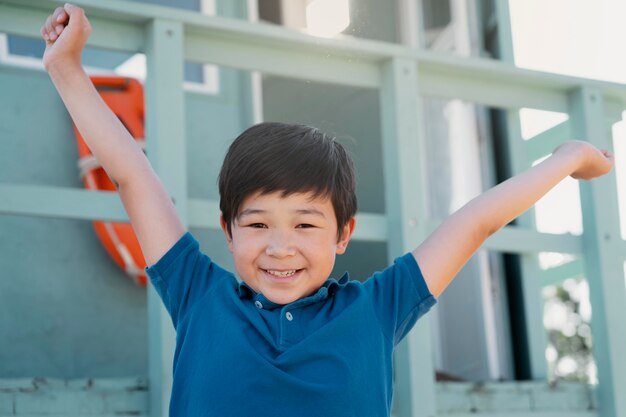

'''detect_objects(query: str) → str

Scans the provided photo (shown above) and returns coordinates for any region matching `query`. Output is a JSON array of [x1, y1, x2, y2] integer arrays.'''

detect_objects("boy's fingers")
[[44, 15, 54, 33], [48, 7, 64, 37], [63, 4, 90, 34], [45, 15, 58, 40], [41, 4, 89, 45], [40, 26, 50, 42], [63, 3, 82, 17], [52, 6, 65, 21], [56, 9, 68, 23]]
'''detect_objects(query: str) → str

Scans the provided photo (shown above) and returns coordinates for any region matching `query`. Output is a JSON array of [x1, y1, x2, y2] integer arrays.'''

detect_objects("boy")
[[41, 4, 614, 416]]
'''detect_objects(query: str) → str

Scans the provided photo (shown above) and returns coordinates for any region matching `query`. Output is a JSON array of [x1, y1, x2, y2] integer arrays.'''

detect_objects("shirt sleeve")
[[363, 252, 437, 345], [145, 232, 231, 329]]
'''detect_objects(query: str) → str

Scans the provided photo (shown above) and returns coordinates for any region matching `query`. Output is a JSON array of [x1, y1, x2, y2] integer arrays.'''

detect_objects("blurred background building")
[[1, 0, 625, 416]]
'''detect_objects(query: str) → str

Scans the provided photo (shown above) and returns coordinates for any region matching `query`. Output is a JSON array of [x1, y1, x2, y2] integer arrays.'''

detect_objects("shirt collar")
[[237, 272, 350, 310]]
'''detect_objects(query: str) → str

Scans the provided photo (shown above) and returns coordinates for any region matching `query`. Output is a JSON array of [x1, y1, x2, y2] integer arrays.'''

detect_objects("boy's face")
[[220, 191, 355, 305]]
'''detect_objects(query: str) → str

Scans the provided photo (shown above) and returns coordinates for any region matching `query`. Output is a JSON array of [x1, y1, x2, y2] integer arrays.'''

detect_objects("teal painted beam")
[[569, 87, 626, 417], [0, 2, 144, 53], [525, 121, 571, 163], [540, 258, 584, 287], [1, 184, 595, 254], [479, 225, 582, 254], [413, 54, 626, 113], [0, 183, 388, 241], [144, 19, 186, 417], [380, 57, 435, 417], [0, 185, 127, 222], [184, 32, 380, 88], [0, 183, 583, 256], [423, 218, 584, 254]]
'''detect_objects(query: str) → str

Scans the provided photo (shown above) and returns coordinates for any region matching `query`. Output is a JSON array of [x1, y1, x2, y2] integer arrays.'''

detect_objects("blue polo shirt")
[[147, 232, 436, 417]]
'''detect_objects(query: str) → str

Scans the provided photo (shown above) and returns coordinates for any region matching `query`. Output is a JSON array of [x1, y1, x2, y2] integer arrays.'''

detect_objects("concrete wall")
[[0, 64, 150, 378], [0, 378, 596, 416]]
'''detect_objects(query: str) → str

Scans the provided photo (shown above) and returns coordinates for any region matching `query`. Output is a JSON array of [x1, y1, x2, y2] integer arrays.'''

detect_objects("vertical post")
[[569, 87, 626, 417], [145, 19, 187, 417], [380, 57, 435, 417], [494, 0, 548, 380], [505, 110, 548, 380]]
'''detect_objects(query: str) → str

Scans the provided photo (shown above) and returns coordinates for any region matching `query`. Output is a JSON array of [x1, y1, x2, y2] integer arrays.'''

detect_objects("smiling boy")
[[217, 123, 358, 305], [141, 122, 436, 415], [41, 4, 615, 417]]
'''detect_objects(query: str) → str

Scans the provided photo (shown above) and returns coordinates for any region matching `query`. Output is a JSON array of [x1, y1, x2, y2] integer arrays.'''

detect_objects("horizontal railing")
[[2, 183, 611, 256]]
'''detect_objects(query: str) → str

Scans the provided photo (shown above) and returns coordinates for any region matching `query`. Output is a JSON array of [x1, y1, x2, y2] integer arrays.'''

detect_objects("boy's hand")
[[415, 138, 616, 298], [552, 140, 614, 181], [41, 4, 91, 71], [40, 3, 185, 266]]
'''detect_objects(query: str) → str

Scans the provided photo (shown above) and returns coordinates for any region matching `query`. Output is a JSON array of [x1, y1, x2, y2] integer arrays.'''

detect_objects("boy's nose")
[[265, 233, 296, 258]]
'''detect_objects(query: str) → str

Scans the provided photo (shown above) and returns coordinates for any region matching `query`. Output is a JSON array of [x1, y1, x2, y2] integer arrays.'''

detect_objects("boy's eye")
[[296, 224, 315, 229], [249, 223, 267, 229]]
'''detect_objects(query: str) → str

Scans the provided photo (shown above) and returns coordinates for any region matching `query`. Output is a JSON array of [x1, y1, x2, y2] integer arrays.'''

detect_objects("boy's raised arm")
[[42, 4, 185, 265], [413, 140, 614, 298]]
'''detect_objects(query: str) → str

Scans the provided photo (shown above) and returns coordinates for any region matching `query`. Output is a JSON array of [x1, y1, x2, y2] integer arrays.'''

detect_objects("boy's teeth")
[[266, 269, 297, 277]]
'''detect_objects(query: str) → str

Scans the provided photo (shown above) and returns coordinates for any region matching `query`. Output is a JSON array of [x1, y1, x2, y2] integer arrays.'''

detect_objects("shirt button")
[[254, 300, 263, 309], [285, 312, 293, 321]]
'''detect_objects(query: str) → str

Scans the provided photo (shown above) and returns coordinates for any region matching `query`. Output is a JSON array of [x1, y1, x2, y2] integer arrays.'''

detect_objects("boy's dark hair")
[[219, 122, 357, 239]]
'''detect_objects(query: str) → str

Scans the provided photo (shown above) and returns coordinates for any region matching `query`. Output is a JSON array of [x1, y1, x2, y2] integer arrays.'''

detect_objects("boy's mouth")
[[264, 269, 299, 278]]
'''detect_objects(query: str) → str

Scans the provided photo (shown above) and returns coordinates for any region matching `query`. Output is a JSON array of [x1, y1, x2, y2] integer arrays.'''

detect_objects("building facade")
[[1, 0, 625, 416]]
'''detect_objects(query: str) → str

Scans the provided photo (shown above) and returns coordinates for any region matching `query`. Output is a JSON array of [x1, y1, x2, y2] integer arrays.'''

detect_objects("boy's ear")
[[336, 216, 356, 255], [219, 214, 234, 252]]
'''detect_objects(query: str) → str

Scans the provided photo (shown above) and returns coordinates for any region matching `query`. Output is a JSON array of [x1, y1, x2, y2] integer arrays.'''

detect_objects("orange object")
[[73, 76, 148, 286]]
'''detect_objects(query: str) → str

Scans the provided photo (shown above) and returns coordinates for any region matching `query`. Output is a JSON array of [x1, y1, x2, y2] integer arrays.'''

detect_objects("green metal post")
[[380, 57, 436, 417], [569, 87, 626, 417], [145, 19, 188, 417], [494, 0, 548, 380]]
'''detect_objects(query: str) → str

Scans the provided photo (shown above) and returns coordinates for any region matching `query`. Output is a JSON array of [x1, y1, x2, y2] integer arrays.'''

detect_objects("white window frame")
[[247, 0, 263, 123], [0, 32, 120, 76], [182, 0, 220, 94], [113, 0, 221, 94], [0, 32, 44, 70]]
